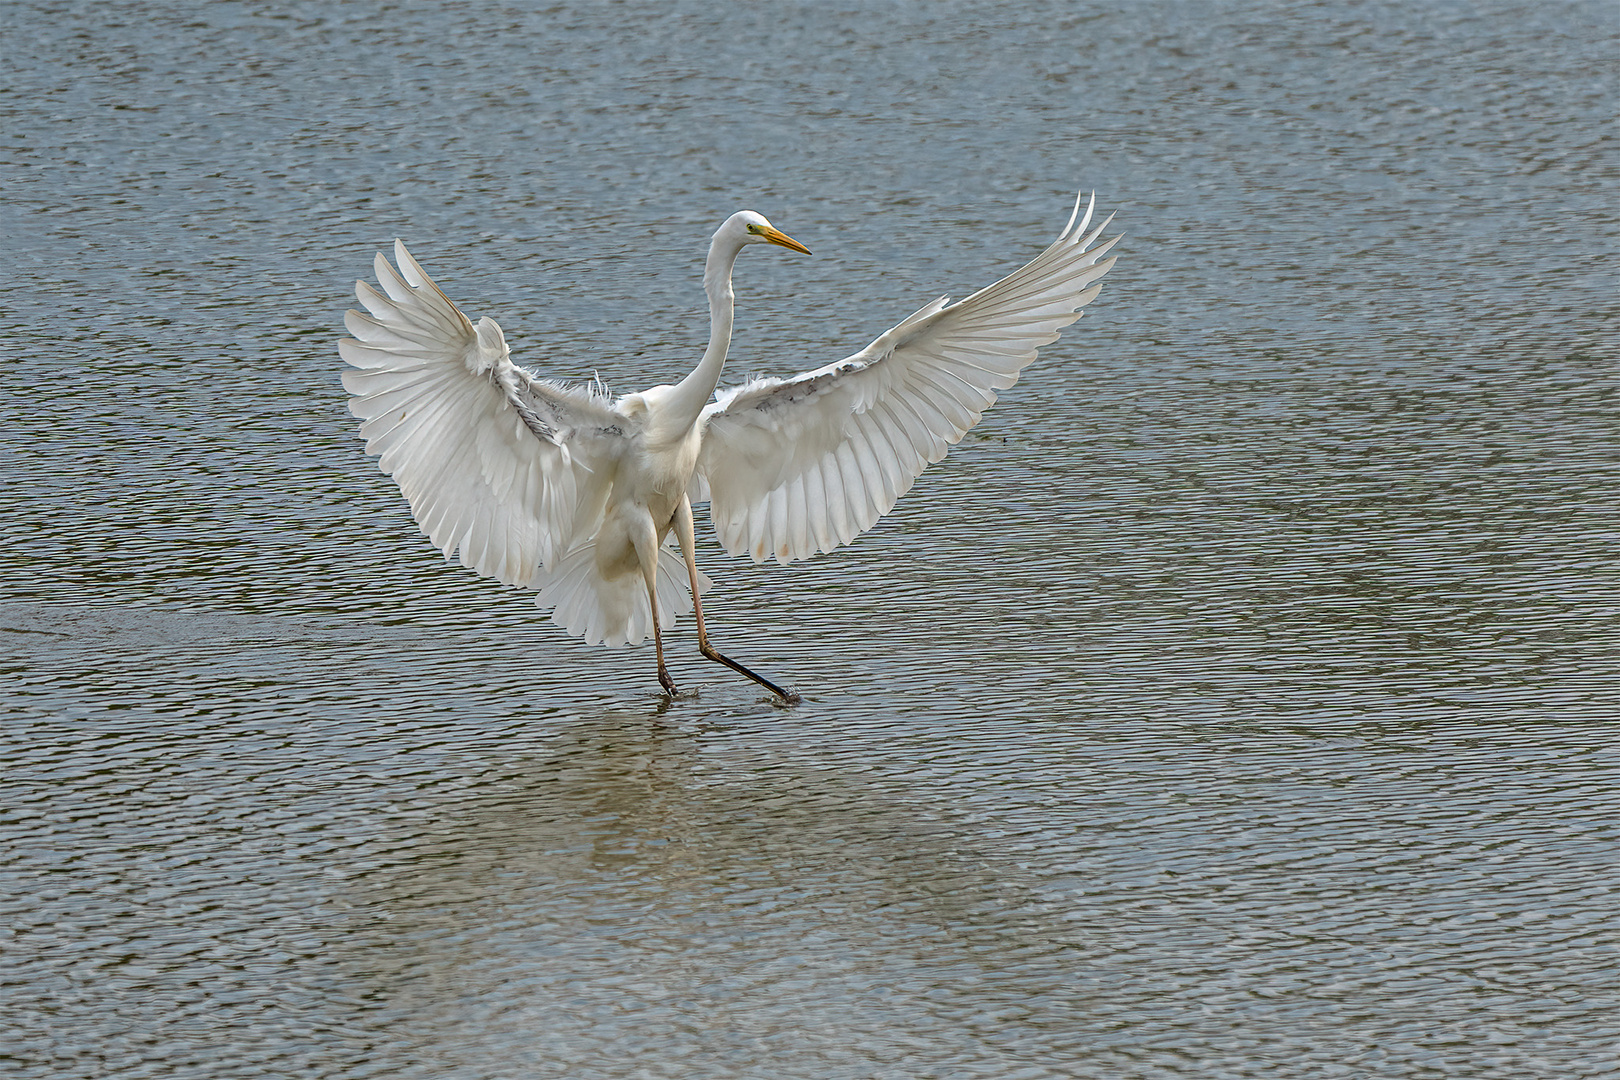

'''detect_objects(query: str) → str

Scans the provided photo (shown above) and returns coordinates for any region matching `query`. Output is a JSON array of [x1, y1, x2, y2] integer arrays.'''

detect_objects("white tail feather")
[[536, 543, 712, 647]]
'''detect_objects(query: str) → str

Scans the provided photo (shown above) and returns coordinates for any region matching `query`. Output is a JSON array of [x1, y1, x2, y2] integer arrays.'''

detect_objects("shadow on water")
[[327, 708, 1097, 1077]]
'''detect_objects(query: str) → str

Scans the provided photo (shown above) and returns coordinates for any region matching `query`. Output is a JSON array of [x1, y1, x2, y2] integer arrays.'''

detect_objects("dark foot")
[[700, 644, 798, 704], [658, 666, 679, 696]]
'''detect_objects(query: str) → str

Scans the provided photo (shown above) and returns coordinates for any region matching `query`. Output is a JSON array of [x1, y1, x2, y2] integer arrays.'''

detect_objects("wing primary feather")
[[784, 478, 809, 563], [844, 434, 887, 521], [801, 463, 834, 554], [860, 411, 907, 503], [831, 444, 871, 540], [1059, 190, 1093, 243]]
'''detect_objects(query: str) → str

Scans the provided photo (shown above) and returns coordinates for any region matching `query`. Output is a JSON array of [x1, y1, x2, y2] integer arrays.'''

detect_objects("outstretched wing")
[[694, 192, 1119, 565], [339, 241, 624, 587]]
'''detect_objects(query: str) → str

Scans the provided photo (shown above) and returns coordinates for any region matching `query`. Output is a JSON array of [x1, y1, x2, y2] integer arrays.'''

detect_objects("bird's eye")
[[746, 223, 761, 235]]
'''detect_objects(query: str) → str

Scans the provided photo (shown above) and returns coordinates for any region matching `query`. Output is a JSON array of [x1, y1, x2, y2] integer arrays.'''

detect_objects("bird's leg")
[[640, 535, 679, 696], [652, 613, 678, 696], [674, 496, 799, 703]]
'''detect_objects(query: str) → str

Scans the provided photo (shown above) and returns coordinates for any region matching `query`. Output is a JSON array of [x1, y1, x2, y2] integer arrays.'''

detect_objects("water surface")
[[3, 2, 1617, 1077]]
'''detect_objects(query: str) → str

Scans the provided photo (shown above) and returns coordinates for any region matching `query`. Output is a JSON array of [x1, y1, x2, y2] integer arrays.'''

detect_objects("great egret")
[[340, 192, 1118, 702]]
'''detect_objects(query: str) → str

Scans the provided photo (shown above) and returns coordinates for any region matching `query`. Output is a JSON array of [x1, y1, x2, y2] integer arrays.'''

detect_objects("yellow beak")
[[758, 225, 811, 255]]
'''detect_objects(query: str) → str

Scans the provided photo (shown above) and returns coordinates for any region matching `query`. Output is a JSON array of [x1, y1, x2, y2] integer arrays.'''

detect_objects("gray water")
[[3, 1, 1618, 1077]]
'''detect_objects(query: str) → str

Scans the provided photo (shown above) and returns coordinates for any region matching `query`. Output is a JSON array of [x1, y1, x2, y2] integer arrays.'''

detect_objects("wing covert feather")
[[696, 193, 1119, 565]]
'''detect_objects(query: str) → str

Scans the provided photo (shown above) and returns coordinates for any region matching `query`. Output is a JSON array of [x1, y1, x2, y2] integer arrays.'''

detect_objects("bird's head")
[[723, 211, 812, 255]]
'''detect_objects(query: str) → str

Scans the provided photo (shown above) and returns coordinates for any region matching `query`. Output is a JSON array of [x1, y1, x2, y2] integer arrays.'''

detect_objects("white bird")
[[340, 192, 1118, 702]]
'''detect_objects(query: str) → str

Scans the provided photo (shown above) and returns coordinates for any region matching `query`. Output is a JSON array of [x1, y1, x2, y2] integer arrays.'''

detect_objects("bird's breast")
[[613, 424, 701, 526]]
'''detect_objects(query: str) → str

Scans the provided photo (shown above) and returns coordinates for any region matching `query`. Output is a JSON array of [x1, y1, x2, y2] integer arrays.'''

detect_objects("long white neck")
[[664, 229, 745, 430]]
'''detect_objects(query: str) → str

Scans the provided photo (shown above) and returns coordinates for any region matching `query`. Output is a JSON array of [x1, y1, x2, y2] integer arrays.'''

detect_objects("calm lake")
[[3, 1, 1617, 1077]]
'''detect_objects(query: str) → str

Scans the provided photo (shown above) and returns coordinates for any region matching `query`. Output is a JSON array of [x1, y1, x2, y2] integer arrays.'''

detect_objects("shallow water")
[[3, 1, 1618, 1077]]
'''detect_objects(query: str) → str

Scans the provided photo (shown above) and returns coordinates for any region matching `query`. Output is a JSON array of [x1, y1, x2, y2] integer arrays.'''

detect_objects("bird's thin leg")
[[640, 539, 679, 696], [652, 611, 678, 696], [674, 496, 799, 703]]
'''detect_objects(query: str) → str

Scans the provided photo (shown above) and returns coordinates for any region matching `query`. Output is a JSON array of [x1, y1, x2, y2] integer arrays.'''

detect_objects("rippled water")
[[4, 1, 1618, 1077]]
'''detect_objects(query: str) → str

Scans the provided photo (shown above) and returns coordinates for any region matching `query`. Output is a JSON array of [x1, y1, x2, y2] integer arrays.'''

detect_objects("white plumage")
[[340, 193, 1118, 700]]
